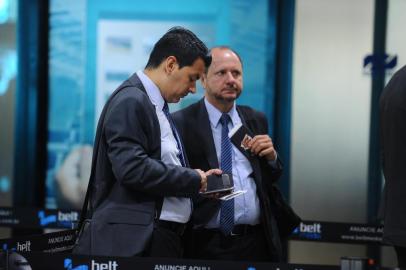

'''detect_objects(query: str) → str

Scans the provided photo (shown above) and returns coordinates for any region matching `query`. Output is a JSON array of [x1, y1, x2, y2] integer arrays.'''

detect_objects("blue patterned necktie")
[[162, 102, 186, 167], [219, 113, 234, 235]]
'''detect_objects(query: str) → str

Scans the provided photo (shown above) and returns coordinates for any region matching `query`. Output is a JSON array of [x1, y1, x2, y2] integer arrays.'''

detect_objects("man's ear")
[[201, 72, 208, 89], [164, 56, 178, 75]]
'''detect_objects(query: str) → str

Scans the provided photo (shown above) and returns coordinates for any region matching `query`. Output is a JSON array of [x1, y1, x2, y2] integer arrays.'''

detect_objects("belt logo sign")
[[38, 210, 79, 227], [2, 243, 16, 251], [38, 211, 57, 226], [64, 258, 119, 270], [292, 222, 322, 240], [363, 54, 397, 73], [64, 258, 88, 270]]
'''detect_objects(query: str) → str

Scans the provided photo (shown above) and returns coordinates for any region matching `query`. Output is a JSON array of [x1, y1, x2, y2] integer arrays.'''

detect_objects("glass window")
[[0, 0, 17, 239], [0, 0, 17, 208]]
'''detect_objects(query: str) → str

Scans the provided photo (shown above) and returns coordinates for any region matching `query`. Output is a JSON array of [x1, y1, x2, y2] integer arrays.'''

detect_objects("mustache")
[[223, 85, 238, 91]]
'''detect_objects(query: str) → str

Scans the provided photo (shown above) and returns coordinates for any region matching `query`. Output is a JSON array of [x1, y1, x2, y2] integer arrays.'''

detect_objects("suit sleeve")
[[256, 111, 283, 183], [104, 93, 201, 197]]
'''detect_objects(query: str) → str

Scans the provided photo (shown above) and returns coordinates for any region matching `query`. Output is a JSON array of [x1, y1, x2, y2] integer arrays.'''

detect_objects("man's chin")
[[213, 95, 236, 103], [222, 91, 239, 100], [223, 95, 237, 102], [166, 95, 181, 103]]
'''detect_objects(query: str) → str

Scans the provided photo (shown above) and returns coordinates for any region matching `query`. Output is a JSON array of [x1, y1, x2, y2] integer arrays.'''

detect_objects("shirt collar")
[[136, 70, 165, 111], [204, 97, 238, 128]]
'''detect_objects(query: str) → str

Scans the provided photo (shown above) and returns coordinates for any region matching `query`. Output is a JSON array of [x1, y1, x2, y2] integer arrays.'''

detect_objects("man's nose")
[[225, 71, 236, 83]]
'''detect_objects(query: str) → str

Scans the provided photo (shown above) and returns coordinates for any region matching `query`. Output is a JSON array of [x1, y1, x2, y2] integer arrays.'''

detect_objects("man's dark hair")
[[145, 26, 211, 69]]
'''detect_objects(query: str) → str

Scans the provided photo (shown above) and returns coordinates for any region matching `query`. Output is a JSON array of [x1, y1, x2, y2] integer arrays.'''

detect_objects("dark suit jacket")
[[75, 73, 201, 256], [380, 65, 406, 247], [172, 99, 284, 261]]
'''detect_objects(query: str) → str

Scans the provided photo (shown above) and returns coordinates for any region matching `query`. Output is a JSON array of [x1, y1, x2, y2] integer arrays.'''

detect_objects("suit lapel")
[[197, 99, 220, 169], [236, 106, 263, 185]]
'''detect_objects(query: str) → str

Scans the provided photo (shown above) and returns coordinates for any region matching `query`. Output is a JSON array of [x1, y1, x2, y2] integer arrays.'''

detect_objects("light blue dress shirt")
[[204, 98, 261, 227], [136, 71, 192, 223]]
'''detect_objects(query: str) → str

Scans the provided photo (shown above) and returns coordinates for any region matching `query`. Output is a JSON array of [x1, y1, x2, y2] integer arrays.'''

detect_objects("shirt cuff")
[[267, 152, 278, 168]]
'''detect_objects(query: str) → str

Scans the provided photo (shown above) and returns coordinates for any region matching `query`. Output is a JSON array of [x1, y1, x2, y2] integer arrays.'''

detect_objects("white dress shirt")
[[136, 71, 192, 223], [204, 98, 261, 227]]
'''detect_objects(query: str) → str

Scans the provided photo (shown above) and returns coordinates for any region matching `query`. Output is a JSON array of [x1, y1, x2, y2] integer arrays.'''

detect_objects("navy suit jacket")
[[75, 73, 201, 256]]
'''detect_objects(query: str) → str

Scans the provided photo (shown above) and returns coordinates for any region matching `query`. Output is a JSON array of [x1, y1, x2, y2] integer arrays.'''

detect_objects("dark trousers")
[[395, 246, 406, 268], [192, 225, 270, 261], [147, 222, 184, 258]]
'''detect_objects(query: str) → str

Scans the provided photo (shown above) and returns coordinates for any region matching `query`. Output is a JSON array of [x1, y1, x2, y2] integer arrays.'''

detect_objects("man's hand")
[[248, 135, 277, 161], [195, 168, 222, 193], [195, 169, 207, 193]]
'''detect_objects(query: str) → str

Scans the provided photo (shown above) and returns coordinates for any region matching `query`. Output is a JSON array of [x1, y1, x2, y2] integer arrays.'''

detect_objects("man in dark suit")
[[379, 65, 406, 267], [74, 27, 219, 258], [173, 46, 286, 261]]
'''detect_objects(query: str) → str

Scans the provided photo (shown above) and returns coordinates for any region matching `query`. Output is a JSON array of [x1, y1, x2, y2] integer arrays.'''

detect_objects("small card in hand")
[[228, 123, 254, 158], [200, 173, 234, 195]]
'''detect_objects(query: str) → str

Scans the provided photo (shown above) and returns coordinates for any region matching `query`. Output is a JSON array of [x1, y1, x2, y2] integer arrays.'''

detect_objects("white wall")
[[386, 0, 406, 76], [289, 0, 375, 264]]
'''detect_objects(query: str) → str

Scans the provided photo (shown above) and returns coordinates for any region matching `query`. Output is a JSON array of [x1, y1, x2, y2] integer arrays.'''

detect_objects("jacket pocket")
[[103, 208, 154, 256]]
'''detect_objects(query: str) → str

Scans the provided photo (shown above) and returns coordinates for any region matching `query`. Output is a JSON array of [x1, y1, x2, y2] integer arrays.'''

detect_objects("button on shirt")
[[204, 98, 261, 227], [137, 71, 192, 223]]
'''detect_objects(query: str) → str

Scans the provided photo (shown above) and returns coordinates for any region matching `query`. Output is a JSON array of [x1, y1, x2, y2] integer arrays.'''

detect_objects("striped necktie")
[[219, 113, 234, 235], [162, 102, 186, 167]]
